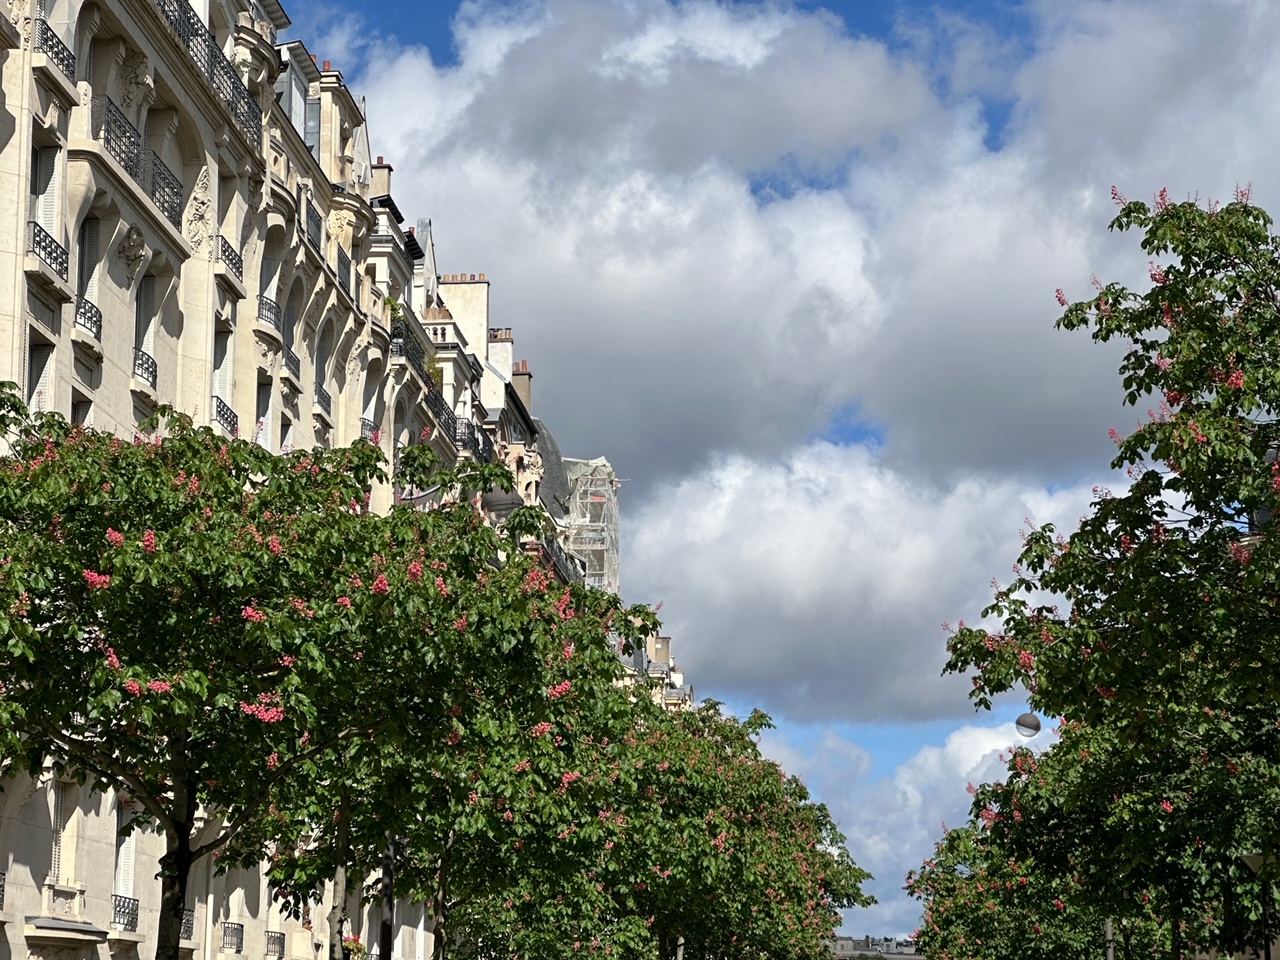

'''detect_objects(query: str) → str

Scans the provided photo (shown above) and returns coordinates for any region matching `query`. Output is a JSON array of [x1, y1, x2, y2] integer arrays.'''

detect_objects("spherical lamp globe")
[[1015, 713, 1041, 738]]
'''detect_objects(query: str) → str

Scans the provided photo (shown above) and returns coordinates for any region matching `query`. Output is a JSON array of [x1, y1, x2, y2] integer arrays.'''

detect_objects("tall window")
[[304, 98, 320, 160], [27, 334, 54, 413], [30, 144, 58, 232], [50, 781, 76, 884], [212, 326, 232, 401], [114, 801, 136, 899], [77, 217, 99, 301], [135, 275, 156, 356], [255, 379, 271, 448]]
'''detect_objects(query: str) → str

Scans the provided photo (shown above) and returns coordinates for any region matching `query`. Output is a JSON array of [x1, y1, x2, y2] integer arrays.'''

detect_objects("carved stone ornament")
[[184, 167, 212, 252], [117, 224, 145, 283], [117, 51, 152, 111], [327, 209, 353, 246], [255, 334, 280, 371], [10, 0, 30, 48]]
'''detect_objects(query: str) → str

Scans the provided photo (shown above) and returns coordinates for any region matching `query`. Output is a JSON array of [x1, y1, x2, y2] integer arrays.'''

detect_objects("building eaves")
[[372, 194, 404, 224]]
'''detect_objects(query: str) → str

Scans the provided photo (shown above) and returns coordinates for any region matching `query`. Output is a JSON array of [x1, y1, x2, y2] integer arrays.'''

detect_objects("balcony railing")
[[134, 348, 157, 388], [257, 295, 281, 331], [360, 417, 376, 441], [265, 932, 285, 957], [315, 384, 332, 416], [112, 894, 140, 932], [29, 221, 68, 281], [222, 921, 245, 953], [217, 237, 243, 282], [35, 19, 75, 83], [337, 246, 351, 295], [212, 395, 238, 435], [92, 96, 143, 182], [0, 870, 5, 910], [149, 151, 183, 230], [543, 538, 582, 585], [148, 0, 261, 141], [390, 321, 433, 385], [306, 201, 321, 249], [284, 347, 300, 379], [456, 422, 483, 461], [75, 297, 103, 339], [423, 382, 456, 441], [181, 909, 195, 941]]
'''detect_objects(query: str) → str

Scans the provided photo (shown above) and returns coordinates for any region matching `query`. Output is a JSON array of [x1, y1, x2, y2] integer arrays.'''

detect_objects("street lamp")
[[1014, 712, 1041, 738]]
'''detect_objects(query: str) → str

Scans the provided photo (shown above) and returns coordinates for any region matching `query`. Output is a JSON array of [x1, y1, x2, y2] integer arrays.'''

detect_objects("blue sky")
[[306, 0, 1280, 935]]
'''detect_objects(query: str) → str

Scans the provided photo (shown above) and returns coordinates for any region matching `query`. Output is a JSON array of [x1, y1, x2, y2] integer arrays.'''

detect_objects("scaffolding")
[[563, 457, 621, 595]]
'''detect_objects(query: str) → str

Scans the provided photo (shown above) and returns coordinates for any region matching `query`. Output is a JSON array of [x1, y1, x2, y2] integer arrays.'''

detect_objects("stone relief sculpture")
[[117, 51, 152, 111], [10, 0, 30, 48], [117, 224, 145, 283], [256, 336, 280, 371], [184, 167, 211, 252], [327, 209, 353, 246]]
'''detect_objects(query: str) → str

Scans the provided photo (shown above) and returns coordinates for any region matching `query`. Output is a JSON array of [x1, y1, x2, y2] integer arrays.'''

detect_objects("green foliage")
[[937, 191, 1280, 957]]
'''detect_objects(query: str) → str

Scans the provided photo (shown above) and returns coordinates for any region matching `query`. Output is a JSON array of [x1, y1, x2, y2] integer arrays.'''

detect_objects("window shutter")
[[50, 781, 64, 882], [80, 217, 99, 299], [291, 73, 306, 134], [137, 276, 156, 353], [214, 331, 231, 399], [38, 148, 57, 233], [115, 803, 136, 897], [304, 98, 320, 160]]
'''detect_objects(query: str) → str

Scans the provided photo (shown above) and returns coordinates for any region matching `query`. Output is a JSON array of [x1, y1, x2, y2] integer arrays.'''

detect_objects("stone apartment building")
[[0, 0, 565, 957]]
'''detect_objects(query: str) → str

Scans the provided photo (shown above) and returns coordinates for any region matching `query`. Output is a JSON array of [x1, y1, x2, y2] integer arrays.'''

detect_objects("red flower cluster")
[[83, 569, 112, 590], [547, 680, 572, 700], [242, 605, 267, 622], [240, 692, 285, 723], [370, 574, 390, 595]]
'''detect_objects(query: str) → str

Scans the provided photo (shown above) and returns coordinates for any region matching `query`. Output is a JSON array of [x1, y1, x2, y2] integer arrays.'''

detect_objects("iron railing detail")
[[0, 871, 6, 910], [257, 295, 281, 331], [265, 932, 285, 957], [217, 237, 243, 281], [112, 894, 140, 932], [133, 348, 157, 388], [284, 347, 300, 379], [29, 221, 68, 281], [355, 273, 363, 310], [456, 422, 483, 461], [222, 922, 245, 953], [423, 381, 457, 440], [305, 201, 321, 249], [390, 321, 432, 385], [476, 426, 495, 463], [148, 0, 261, 141], [360, 418, 377, 441], [543, 538, 582, 584], [181, 909, 195, 941], [149, 151, 183, 230], [75, 297, 103, 339], [315, 384, 332, 416], [91, 96, 143, 182], [212, 395, 238, 435], [35, 20, 76, 83], [337, 247, 351, 294]]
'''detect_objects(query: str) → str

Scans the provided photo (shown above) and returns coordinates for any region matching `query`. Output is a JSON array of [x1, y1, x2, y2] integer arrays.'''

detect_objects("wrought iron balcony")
[[455, 422, 483, 461], [212, 395, 238, 435], [306, 201, 321, 249], [390, 321, 432, 385], [217, 237, 243, 282], [75, 297, 103, 339], [315, 384, 332, 416], [35, 19, 75, 82], [360, 417, 377, 441], [148, 0, 261, 141], [149, 151, 183, 230], [222, 921, 245, 953], [91, 96, 143, 182], [337, 246, 351, 295], [265, 932, 285, 957], [29, 221, 68, 281], [181, 909, 195, 941], [133, 348, 157, 388], [112, 894, 140, 932], [0, 870, 5, 910], [257, 295, 281, 331], [423, 382, 457, 440], [284, 347, 300, 379], [543, 538, 582, 584]]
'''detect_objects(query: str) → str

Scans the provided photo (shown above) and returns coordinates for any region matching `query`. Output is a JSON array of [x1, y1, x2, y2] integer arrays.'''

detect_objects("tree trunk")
[[379, 836, 394, 960], [154, 829, 194, 960], [429, 835, 453, 960], [328, 787, 351, 960]]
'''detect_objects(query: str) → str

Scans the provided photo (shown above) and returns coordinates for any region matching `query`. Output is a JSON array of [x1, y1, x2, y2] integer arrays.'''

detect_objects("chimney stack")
[[323, 60, 331, 71], [511, 360, 533, 414]]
